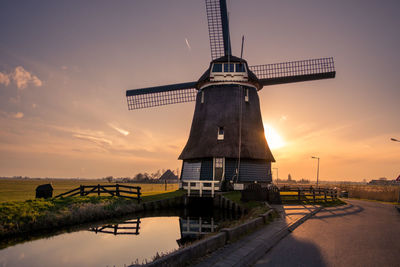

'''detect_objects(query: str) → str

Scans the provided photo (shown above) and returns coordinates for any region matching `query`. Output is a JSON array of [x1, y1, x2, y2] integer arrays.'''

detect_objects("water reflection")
[[0, 208, 240, 267], [89, 218, 141, 235]]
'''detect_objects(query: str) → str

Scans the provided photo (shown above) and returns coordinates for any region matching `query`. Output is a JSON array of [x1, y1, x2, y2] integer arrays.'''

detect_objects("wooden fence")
[[279, 186, 337, 203], [54, 184, 141, 202], [89, 218, 141, 235]]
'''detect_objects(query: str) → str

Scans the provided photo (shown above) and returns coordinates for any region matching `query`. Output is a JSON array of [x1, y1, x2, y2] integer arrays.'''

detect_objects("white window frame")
[[217, 126, 224, 140]]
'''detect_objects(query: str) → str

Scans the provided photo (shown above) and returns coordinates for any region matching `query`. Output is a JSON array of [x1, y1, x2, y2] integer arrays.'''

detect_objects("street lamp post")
[[311, 156, 320, 187], [391, 138, 400, 142]]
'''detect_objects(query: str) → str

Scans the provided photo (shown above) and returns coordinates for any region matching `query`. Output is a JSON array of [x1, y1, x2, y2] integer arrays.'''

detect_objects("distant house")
[[159, 169, 178, 182]]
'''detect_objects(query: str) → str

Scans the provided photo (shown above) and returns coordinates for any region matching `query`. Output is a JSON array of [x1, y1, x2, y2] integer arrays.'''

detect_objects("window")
[[217, 126, 224, 140], [224, 63, 234, 72], [236, 63, 246, 72], [215, 158, 223, 168], [212, 63, 222, 72], [245, 88, 249, 102]]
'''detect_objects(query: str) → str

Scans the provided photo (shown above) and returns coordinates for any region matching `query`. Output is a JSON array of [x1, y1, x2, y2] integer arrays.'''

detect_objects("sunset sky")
[[1, 0, 399, 181]]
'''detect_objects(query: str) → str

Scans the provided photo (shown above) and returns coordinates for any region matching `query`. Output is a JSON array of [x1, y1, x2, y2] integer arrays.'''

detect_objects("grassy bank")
[[0, 178, 179, 202], [0, 190, 185, 238]]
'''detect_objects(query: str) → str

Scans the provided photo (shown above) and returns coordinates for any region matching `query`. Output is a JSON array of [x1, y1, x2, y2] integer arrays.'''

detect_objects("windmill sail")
[[249, 57, 335, 86], [205, 0, 231, 60], [126, 82, 197, 110]]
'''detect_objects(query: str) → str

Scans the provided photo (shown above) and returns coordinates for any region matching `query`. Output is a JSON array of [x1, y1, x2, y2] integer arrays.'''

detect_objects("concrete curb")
[[144, 206, 321, 267], [144, 209, 274, 267], [146, 232, 227, 267], [233, 206, 323, 267]]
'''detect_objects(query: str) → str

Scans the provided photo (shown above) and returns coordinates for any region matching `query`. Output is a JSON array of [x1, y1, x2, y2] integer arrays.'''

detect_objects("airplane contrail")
[[185, 38, 191, 51]]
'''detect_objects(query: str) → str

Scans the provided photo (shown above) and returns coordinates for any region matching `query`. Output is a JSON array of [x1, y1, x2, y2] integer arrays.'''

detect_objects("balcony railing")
[[181, 180, 220, 197]]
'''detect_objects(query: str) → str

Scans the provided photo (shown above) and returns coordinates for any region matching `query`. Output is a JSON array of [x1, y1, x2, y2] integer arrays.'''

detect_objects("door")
[[214, 157, 224, 181]]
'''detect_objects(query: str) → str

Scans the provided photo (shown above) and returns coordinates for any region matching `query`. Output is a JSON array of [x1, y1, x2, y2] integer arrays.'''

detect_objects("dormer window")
[[217, 126, 224, 140], [212, 63, 223, 72], [236, 63, 246, 72], [224, 63, 234, 72], [208, 61, 249, 85]]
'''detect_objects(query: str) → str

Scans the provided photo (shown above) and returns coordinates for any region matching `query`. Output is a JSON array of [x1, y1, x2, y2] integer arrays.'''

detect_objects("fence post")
[[116, 184, 120, 197], [137, 187, 141, 204], [298, 188, 301, 201], [80, 185, 84, 196], [313, 189, 316, 202], [97, 184, 100, 196], [136, 218, 140, 234], [324, 189, 327, 202]]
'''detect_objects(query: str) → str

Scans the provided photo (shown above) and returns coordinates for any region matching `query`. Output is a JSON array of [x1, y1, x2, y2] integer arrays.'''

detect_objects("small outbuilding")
[[35, 183, 53, 199], [159, 170, 178, 182]]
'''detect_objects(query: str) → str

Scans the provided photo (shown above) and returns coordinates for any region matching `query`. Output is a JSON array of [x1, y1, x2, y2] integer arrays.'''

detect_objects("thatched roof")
[[159, 170, 178, 180], [179, 84, 275, 161]]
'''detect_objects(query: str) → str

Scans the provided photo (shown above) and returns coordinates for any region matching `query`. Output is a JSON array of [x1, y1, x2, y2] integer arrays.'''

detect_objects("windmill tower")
[[126, 0, 336, 196]]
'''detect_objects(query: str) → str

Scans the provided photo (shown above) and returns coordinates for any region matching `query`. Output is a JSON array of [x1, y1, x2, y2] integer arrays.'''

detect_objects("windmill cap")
[[211, 55, 248, 63], [196, 55, 262, 90]]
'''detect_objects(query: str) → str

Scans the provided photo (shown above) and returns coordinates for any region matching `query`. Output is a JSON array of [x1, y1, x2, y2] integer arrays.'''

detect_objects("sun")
[[263, 124, 285, 149]]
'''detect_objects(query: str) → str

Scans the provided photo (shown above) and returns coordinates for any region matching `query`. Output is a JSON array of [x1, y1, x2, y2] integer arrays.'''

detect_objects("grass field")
[[0, 178, 179, 202], [336, 184, 400, 203]]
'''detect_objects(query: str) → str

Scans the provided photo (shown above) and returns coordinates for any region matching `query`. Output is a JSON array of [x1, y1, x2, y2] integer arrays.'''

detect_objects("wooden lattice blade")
[[126, 82, 197, 110], [249, 57, 336, 87]]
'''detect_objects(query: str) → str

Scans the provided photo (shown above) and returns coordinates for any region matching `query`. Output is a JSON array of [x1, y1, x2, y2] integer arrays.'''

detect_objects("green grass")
[[222, 191, 265, 209], [0, 178, 179, 202], [142, 189, 186, 202], [0, 188, 184, 238]]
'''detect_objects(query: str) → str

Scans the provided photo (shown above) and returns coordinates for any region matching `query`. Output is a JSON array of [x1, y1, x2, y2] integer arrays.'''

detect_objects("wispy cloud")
[[0, 111, 25, 119], [185, 38, 191, 51], [73, 134, 112, 146], [12, 66, 42, 89], [0, 66, 42, 89], [108, 123, 129, 136], [0, 72, 10, 86], [12, 112, 24, 119]]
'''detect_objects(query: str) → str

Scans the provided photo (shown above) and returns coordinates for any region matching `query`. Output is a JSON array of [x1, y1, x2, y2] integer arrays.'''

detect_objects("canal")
[[0, 208, 239, 266]]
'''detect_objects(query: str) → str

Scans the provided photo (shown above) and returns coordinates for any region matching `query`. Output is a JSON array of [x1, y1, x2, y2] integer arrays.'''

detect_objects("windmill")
[[126, 0, 335, 196]]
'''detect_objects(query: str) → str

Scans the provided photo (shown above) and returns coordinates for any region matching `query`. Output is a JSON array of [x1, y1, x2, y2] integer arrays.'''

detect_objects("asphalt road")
[[254, 199, 400, 267]]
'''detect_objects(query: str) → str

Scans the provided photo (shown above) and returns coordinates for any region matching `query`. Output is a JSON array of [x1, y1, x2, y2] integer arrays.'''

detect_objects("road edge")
[[239, 205, 323, 267]]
